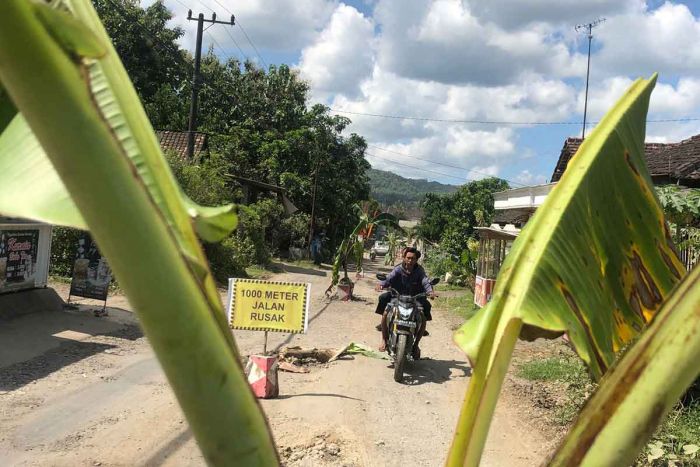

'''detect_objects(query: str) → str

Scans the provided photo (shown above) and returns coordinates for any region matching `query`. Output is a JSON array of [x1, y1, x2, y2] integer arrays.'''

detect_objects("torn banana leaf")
[[0, 0, 275, 465], [549, 261, 700, 466], [448, 74, 685, 466]]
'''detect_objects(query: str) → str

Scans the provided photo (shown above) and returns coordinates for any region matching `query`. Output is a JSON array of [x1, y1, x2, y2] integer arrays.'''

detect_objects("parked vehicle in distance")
[[371, 240, 389, 258]]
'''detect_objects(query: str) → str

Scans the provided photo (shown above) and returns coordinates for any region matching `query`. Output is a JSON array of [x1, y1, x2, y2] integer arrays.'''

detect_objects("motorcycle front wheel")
[[394, 333, 408, 382]]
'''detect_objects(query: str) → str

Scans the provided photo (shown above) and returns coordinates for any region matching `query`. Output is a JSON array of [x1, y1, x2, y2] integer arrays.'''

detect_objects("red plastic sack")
[[245, 355, 279, 399]]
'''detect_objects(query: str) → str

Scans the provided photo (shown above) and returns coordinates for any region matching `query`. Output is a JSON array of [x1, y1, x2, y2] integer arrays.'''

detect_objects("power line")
[[195, 0, 250, 62], [223, 27, 251, 63], [365, 151, 517, 187], [366, 144, 526, 187], [205, 30, 235, 61], [210, 0, 232, 13], [332, 109, 579, 125], [365, 152, 467, 182], [202, 129, 525, 187], [330, 109, 700, 126], [193, 0, 215, 13], [236, 22, 268, 69], [103, 0, 229, 98], [205, 0, 267, 67]]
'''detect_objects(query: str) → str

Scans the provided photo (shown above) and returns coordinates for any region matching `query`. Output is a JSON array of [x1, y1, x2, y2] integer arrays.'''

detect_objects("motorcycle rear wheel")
[[394, 334, 408, 382]]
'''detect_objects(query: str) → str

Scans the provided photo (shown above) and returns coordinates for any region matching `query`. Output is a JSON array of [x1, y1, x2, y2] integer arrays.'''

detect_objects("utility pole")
[[307, 159, 321, 257], [576, 18, 605, 140], [186, 10, 235, 160]]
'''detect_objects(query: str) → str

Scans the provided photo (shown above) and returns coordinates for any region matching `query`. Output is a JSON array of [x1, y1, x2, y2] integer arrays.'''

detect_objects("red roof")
[[550, 136, 700, 186], [156, 130, 208, 160]]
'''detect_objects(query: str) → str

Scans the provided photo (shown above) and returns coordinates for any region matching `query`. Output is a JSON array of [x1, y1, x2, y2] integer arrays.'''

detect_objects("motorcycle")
[[376, 273, 440, 382]]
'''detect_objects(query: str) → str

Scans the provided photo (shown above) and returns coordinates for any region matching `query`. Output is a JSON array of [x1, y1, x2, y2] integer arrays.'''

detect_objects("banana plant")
[[384, 231, 401, 266], [0, 1, 276, 465], [448, 74, 693, 466], [327, 203, 399, 292]]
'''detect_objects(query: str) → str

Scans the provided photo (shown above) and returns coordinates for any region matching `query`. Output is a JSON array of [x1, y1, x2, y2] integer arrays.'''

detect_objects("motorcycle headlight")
[[398, 305, 412, 318]]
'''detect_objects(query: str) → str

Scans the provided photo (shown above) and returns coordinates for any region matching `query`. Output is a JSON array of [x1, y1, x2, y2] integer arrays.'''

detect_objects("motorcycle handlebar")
[[380, 287, 431, 299]]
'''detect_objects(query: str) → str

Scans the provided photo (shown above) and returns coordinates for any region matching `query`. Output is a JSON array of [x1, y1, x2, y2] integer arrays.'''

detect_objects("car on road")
[[371, 240, 390, 257]]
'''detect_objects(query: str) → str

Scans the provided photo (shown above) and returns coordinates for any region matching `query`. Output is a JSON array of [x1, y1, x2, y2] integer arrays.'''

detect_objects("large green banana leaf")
[[0, 0, 276, 464], [447, 74, 686, 466], [549, 260, 700, 466]]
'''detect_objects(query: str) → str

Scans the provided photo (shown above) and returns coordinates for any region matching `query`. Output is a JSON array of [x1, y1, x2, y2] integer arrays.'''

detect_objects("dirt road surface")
[[0, 261, 550, 466]]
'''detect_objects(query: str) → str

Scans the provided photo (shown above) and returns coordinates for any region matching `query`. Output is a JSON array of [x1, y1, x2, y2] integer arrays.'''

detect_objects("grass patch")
[[641, 383, 700, 466], [517, 354, 593, 426], [517, 357, 585, 382], [517, 354, 700, 464], [245, 265, 274, 280], [433, 288, 479, 321], [435, 283, 470, 292]]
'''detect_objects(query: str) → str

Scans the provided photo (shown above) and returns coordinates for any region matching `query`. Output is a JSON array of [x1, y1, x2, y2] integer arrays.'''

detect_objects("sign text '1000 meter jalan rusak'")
[[226, 278, 311, 333]]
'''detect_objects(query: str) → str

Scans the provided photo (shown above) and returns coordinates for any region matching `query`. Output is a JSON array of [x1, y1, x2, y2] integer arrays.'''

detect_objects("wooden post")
[[263, 331, 268, 355]]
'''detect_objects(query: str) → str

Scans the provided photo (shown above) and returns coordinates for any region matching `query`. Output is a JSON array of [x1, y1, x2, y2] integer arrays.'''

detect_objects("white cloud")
[[596, 2, 700, 78], [164, 0, 337, 55], [154, 0, 700, 184], [299, 5, 375, 99], [582, 76, 700, 121], [440, 77, 576, 123], [515, 169, 548, 185], [373, 0, 581, 86], [467, 0, 638, 29]]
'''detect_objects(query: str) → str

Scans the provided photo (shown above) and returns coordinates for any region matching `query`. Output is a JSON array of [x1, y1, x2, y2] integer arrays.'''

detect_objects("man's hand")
[[375, 283, 383, 292], [428, 291, 438, 299]]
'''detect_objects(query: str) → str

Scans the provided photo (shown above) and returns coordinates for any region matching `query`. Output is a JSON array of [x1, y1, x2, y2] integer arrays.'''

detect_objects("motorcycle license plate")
[[396, 320, 416, 328]]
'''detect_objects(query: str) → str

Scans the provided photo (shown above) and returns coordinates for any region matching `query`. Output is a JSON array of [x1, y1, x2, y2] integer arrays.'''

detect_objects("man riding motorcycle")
[[374, 247, 437, 358]]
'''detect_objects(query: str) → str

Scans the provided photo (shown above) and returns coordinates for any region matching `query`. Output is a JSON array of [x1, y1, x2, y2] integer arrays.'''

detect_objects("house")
[[473, 183, 555, 306], [156, 130, 209, 160], [474, 133, 700, 306], [550, 136, 700, 187]]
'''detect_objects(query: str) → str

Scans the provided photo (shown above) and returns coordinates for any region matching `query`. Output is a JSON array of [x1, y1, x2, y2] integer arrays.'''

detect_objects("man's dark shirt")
[[380, 264, 433, 296]]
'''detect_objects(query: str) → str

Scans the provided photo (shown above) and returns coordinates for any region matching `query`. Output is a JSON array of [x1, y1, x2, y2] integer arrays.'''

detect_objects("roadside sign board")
[[69, 234, 112, 301], [226, 278, 310, 333]]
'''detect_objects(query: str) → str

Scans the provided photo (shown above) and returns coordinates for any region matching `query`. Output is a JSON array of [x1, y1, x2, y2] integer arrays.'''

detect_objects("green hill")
[[369, 168, 458, 218]]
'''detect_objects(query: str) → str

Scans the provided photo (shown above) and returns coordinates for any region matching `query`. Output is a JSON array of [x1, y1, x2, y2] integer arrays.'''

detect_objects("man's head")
[[402, 247, 421, 272]]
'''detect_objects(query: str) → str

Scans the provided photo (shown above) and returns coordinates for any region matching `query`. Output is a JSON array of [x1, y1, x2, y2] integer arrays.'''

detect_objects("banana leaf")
[[448, 74, 686, 466], [549, 261, 700, 466], [328, 208, 400, 289], [0, 0, 276, 464]]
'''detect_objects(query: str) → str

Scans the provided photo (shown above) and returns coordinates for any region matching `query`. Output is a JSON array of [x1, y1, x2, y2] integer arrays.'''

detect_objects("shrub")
[[49, 226, 82, 277], [205, 235, 256, 282]]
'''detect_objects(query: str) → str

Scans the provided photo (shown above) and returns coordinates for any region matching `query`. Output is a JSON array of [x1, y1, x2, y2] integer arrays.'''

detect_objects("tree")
[[92, 0, 189, 129], [93, 0, 373, 269], [418, 192, 455, 242], [419, 177, 508, 256]]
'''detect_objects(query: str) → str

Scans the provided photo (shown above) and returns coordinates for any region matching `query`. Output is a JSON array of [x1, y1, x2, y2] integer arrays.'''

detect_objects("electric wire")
[[366, 144, 526, 186], [236, 22, 269, 69], [205, 0, 266, 67], [331, 109, 700, 126], [365, 151, 515, 186], [206, 0, 268, 68]]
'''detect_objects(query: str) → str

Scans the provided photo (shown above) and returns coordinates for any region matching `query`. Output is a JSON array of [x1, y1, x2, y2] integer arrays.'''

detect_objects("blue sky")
[[154, 0, 700, 187]]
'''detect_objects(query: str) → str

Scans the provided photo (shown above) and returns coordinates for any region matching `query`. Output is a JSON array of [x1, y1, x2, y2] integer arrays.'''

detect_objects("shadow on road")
[[271, 301, 333, 353], [399, 358, 472, 386], [276, 393, 364, 401], [0, 316, 142, 391], [270, 261, 327, 277], [143, 427, 194, 467]]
